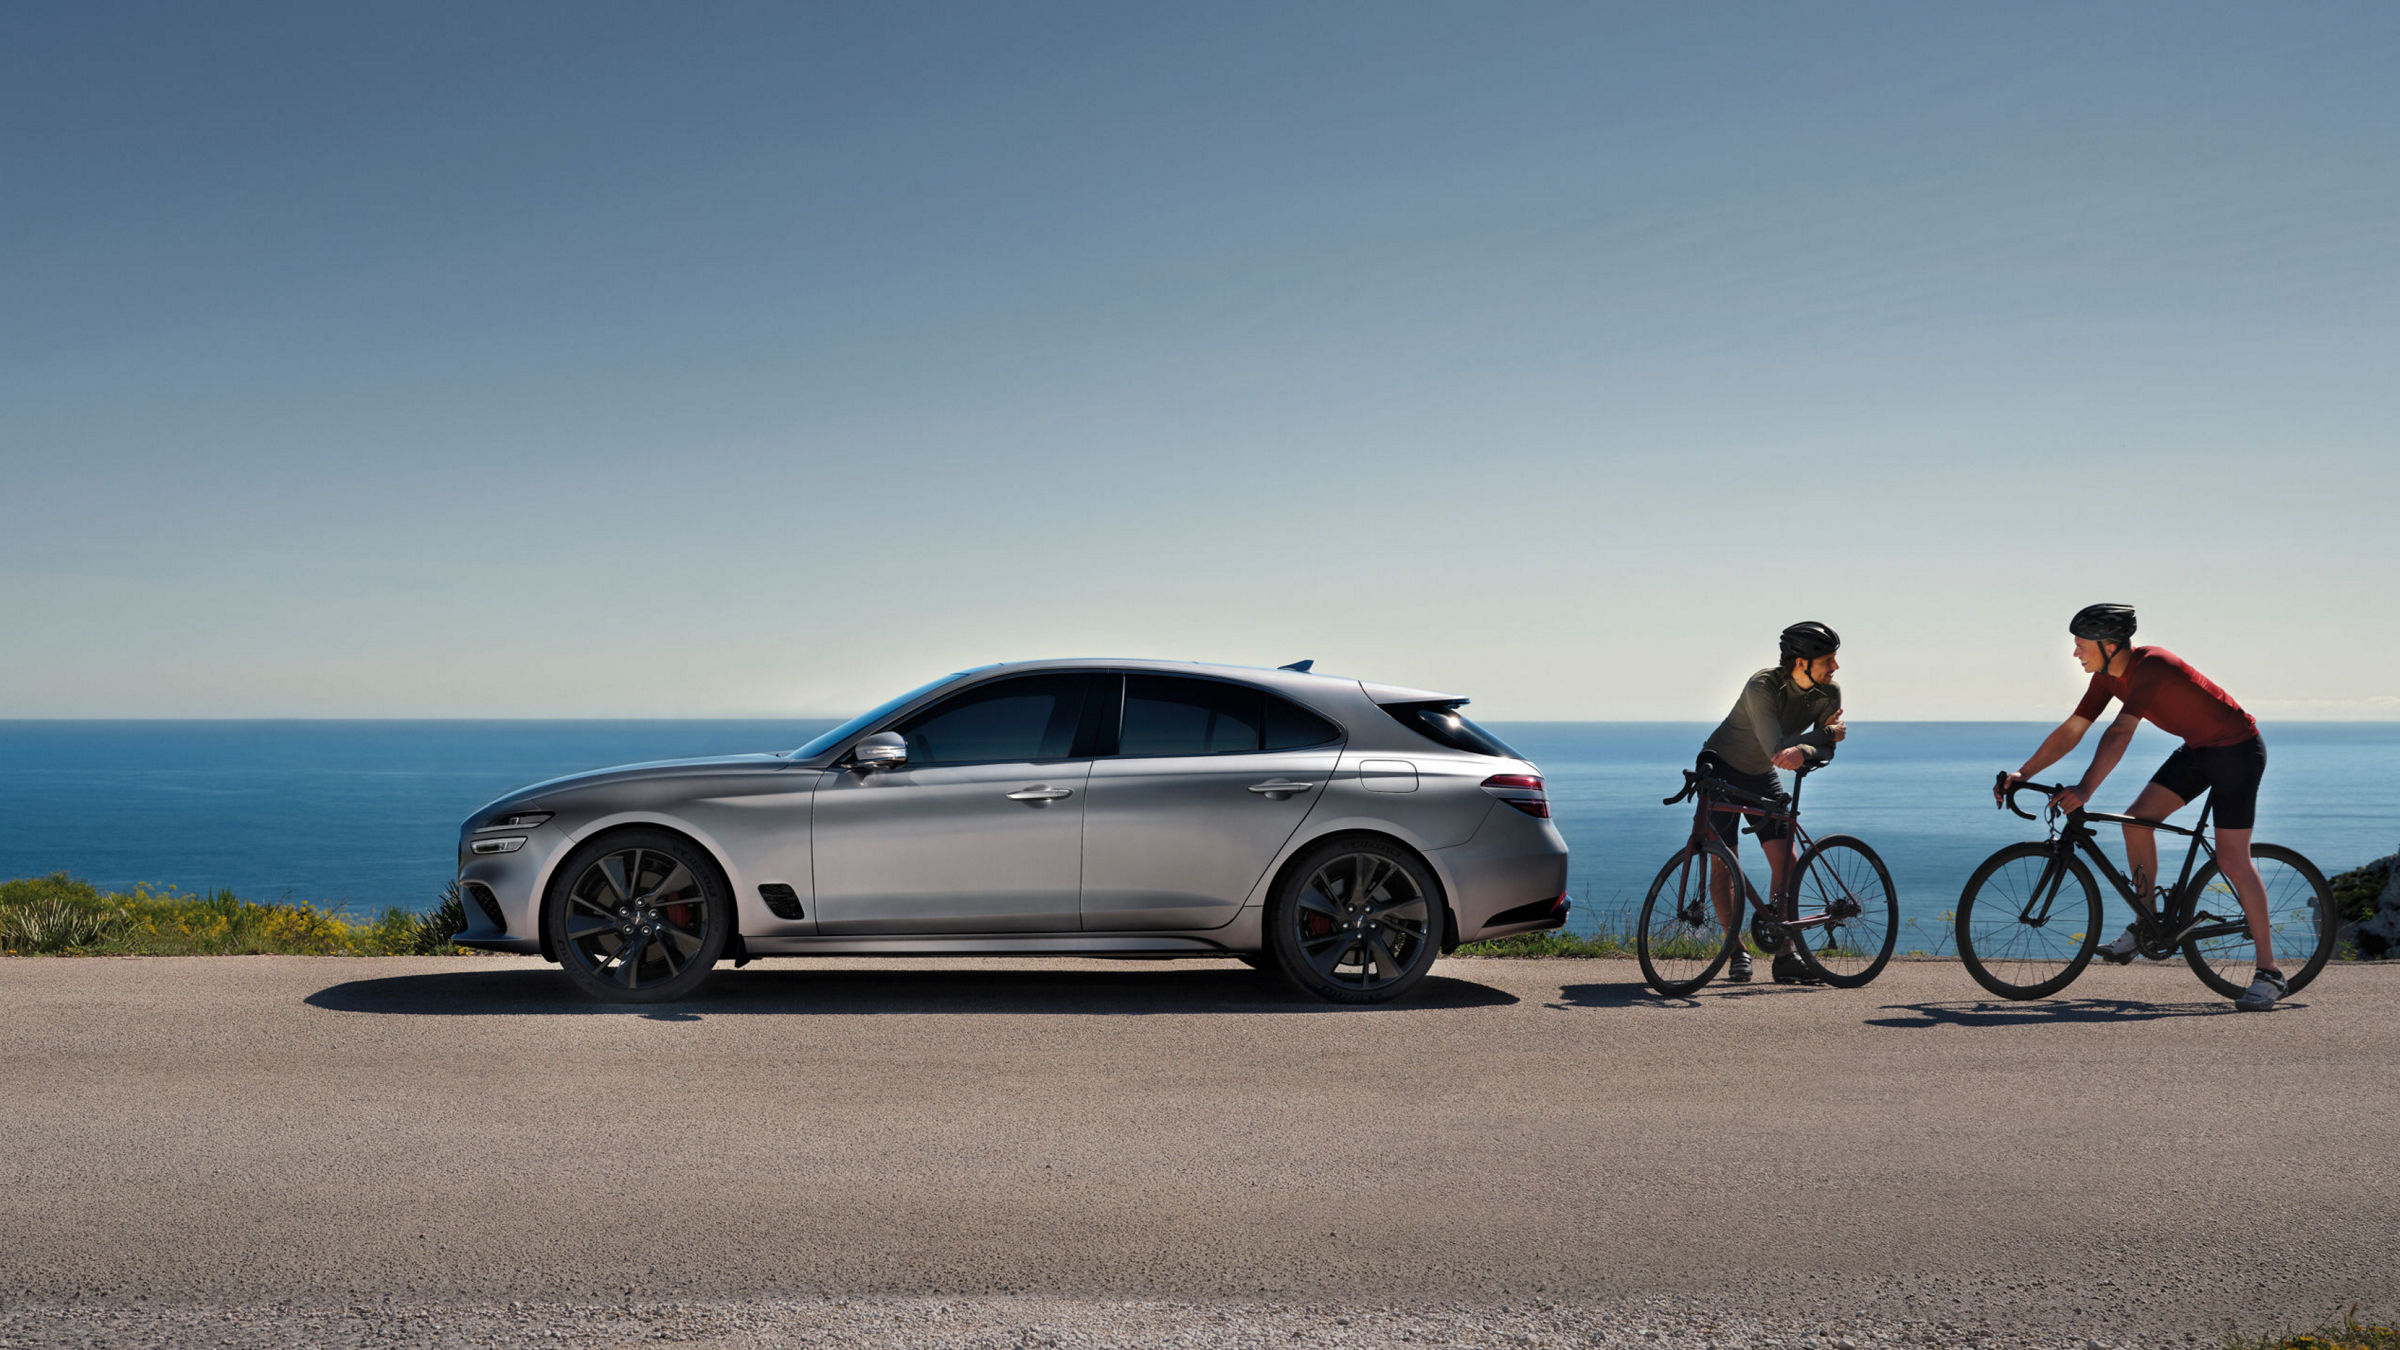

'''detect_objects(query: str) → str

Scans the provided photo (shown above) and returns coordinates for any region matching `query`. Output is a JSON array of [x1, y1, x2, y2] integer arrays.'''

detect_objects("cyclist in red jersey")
[[1996, 604, 2283, 1010]]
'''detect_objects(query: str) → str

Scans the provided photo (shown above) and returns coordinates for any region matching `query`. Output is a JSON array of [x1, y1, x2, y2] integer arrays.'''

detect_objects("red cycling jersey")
[[2072, 646, 2257, 748]]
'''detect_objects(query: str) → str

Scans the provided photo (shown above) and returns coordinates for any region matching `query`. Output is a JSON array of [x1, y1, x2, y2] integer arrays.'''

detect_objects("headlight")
[[470, 836, 528, 855], [475, 811, 552, 833]]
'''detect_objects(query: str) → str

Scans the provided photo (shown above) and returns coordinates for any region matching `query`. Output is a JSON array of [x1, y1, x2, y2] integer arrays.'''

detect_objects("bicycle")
[[1957, 774, 2335, 1001], [1636, 760, 1899, 996]]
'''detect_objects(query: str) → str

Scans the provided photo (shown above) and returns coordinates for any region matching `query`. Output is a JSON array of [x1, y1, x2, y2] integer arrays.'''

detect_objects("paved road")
[[2, 955, 2393, 1345]]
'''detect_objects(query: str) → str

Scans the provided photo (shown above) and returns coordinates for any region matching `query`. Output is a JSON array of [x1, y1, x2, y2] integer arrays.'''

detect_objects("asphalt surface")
[[2, 955, 2393, 1347]]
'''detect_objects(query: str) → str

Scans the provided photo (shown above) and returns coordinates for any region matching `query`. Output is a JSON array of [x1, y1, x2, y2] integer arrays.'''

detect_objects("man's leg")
[[2212, 827, 2279, 976], [2119, 782, 2187, 906], [2096, 781, 2188, 964], [1763, 836, 1794, 910], [1709, 830, 1740, 931]]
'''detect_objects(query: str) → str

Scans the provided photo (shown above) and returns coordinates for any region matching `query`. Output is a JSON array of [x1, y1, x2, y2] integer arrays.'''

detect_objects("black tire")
[[1956, 842, 2102, 1001], [1266, 837, 1446, 1004], [2181, 844, 2336, 999], [544, 829, 732, 1003], [1787, 834, 1899, 988], [1636, 842, 1746, 997]]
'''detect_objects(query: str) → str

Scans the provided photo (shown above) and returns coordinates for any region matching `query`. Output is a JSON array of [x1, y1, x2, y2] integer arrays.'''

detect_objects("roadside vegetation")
[[2229, 1308, 2400, 1350], [1454, 930, 1630, 958], [0, 873, 467, 957]]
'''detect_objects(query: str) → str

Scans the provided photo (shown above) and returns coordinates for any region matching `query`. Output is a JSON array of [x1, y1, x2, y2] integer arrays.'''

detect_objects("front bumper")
[[453, 830, 564, 955]]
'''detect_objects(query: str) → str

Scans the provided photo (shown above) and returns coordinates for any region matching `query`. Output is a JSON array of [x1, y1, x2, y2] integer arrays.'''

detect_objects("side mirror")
[[850, 731, 908, 771]]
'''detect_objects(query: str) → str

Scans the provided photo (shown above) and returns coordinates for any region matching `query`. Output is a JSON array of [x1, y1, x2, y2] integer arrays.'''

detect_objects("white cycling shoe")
[[2234, 968, 2288, 1012], [2096, 925, 2141, 965]]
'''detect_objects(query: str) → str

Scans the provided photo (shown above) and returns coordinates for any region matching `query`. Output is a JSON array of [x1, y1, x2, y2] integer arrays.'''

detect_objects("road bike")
[[1956, 775, 2335, 1001], [1636, 761, 1899, 996]]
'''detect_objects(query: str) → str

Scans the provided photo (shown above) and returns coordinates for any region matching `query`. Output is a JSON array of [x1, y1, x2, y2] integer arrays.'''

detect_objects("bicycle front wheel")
[[1956, 842, 2102, 1000], [1788, 834, 1899, 988], [1636, 842, 1744, 996], [2181, 844, 2336, 999]]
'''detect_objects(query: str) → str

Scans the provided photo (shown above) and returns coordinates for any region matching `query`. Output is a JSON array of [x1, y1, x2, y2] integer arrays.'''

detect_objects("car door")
[[811, 673, 1104, 934], [1079, 674, 1345, 931]]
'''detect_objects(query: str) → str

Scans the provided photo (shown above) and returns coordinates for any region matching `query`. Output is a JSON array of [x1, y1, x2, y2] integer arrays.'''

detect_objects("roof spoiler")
[[1358, 681, 1468, 706]]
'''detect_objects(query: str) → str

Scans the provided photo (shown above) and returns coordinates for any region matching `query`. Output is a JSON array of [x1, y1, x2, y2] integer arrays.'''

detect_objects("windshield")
[[790, 671, 975, 760]]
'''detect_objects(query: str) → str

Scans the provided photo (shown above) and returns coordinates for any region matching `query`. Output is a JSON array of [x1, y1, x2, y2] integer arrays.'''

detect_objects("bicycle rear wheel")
[[1956, 842, 2102, 1000], [1636, 842, 1744, 996], [2181, 844, 2336, 999], [1788, 834, 1898, 988]]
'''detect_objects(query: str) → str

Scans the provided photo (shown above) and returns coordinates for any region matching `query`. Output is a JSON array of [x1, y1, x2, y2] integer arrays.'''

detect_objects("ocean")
[[3, 720, 2392, 950]]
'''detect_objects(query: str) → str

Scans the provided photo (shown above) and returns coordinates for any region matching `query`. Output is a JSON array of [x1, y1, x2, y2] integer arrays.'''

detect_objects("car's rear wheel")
[[545, 830, 731, 1003], [1267, 837, 1445, 1004]]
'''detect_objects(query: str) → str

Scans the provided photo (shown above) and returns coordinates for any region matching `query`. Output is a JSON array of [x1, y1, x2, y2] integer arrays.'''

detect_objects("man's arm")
[[1736, 677, 1787, 766], [1994, 714, 2093, 804], [2056, 713, 2140, 812], [1776, 705, 1841, 771]]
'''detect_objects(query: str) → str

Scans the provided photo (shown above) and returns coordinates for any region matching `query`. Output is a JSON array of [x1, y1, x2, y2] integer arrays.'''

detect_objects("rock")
[[2364, 856, 2400, 959], [2355, 858, 2400, 959]]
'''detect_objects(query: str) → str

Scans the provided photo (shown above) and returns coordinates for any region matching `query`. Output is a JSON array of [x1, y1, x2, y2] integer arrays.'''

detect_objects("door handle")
[[1006, 786, 1075, 803], [1248, 780, 1315, 797]]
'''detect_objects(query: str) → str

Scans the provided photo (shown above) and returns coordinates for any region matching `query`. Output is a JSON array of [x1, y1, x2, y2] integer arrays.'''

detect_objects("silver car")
[[455, 659, 1570, 1003]]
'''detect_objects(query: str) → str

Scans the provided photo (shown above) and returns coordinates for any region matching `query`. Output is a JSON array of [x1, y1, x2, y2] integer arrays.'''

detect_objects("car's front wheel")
[[544, 830, 731, 1003], [1267, 837, 1445, 1004]]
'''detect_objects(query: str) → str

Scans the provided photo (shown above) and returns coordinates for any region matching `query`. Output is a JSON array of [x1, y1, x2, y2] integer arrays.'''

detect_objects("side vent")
[[462, 881, 507, 933], [758, 883, 806, 920]]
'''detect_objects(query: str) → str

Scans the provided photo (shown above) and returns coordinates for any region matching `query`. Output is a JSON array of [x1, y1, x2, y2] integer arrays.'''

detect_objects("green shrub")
[[353, 884, 469, 955], [0, 879, 126, 953]]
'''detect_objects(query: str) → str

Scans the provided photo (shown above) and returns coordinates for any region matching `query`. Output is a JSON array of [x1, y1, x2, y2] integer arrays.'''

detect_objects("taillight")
[[1480, 774, 1550, 818]]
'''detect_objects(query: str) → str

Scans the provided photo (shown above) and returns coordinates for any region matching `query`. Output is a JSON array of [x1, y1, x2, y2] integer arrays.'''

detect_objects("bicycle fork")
[[2016, 846, 2078, 929]]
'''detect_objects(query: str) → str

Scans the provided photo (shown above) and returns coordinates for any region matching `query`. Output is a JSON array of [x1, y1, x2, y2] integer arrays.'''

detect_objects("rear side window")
[[1118, 677, 1342, 756], [892, 675, 1090, 765], [1382, 702, 1520, 759], [1263, 694, 1342, 751]]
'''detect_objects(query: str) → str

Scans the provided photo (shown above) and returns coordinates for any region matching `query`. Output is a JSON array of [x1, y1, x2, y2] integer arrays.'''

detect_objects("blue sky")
[[5, 2, 2394, 720]]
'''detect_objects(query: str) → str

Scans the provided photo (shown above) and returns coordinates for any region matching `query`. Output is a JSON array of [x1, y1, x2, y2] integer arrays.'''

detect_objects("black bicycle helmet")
[[1778, 621, 1841, 664], [2068, 603, 2137, 643]]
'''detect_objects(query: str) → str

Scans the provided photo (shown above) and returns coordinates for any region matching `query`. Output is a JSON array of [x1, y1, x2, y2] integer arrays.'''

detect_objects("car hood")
[[474, 753, 793, 817]]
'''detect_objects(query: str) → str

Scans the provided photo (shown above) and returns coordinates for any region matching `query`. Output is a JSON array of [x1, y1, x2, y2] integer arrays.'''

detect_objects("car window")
[[1120, 676, 1260, 756], [1263, 693, 1342, 750], [1121, 675, 1343, 756], [1380, 701, 1521, 758], [893, 675, 1089, 765]]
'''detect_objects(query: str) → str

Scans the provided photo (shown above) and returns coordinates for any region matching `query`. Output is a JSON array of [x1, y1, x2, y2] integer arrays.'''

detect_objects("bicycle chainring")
[[1750, 907, 1784, 952]]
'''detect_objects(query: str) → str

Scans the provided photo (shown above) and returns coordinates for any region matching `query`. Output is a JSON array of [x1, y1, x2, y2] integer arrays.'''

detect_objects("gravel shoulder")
[[2, 955, 2392, 1348]]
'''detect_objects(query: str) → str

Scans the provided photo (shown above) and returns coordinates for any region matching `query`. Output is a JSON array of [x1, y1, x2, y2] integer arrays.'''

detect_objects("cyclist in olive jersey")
[[1997, 604, 2283, 1010], [1699, 622, 1849, 984]]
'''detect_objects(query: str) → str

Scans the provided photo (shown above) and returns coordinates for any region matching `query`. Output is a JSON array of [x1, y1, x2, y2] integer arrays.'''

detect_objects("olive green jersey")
[[1701, 668, 1841, 777]]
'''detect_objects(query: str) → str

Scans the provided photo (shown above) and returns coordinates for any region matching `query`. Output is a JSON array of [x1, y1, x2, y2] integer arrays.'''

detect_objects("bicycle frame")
[[1680, 765, 1857, 937], [2002, 783, 2251, 952]]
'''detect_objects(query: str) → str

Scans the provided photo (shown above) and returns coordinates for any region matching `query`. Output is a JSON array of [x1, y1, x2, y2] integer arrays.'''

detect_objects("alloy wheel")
[[1290, 851, 1432, 991], [560, 847, 711, 993]]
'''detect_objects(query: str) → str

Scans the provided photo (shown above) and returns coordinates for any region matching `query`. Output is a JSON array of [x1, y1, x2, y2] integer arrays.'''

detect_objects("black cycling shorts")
[[2148, 734, 2267, 831], [1695, 751, 1792, 848]]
